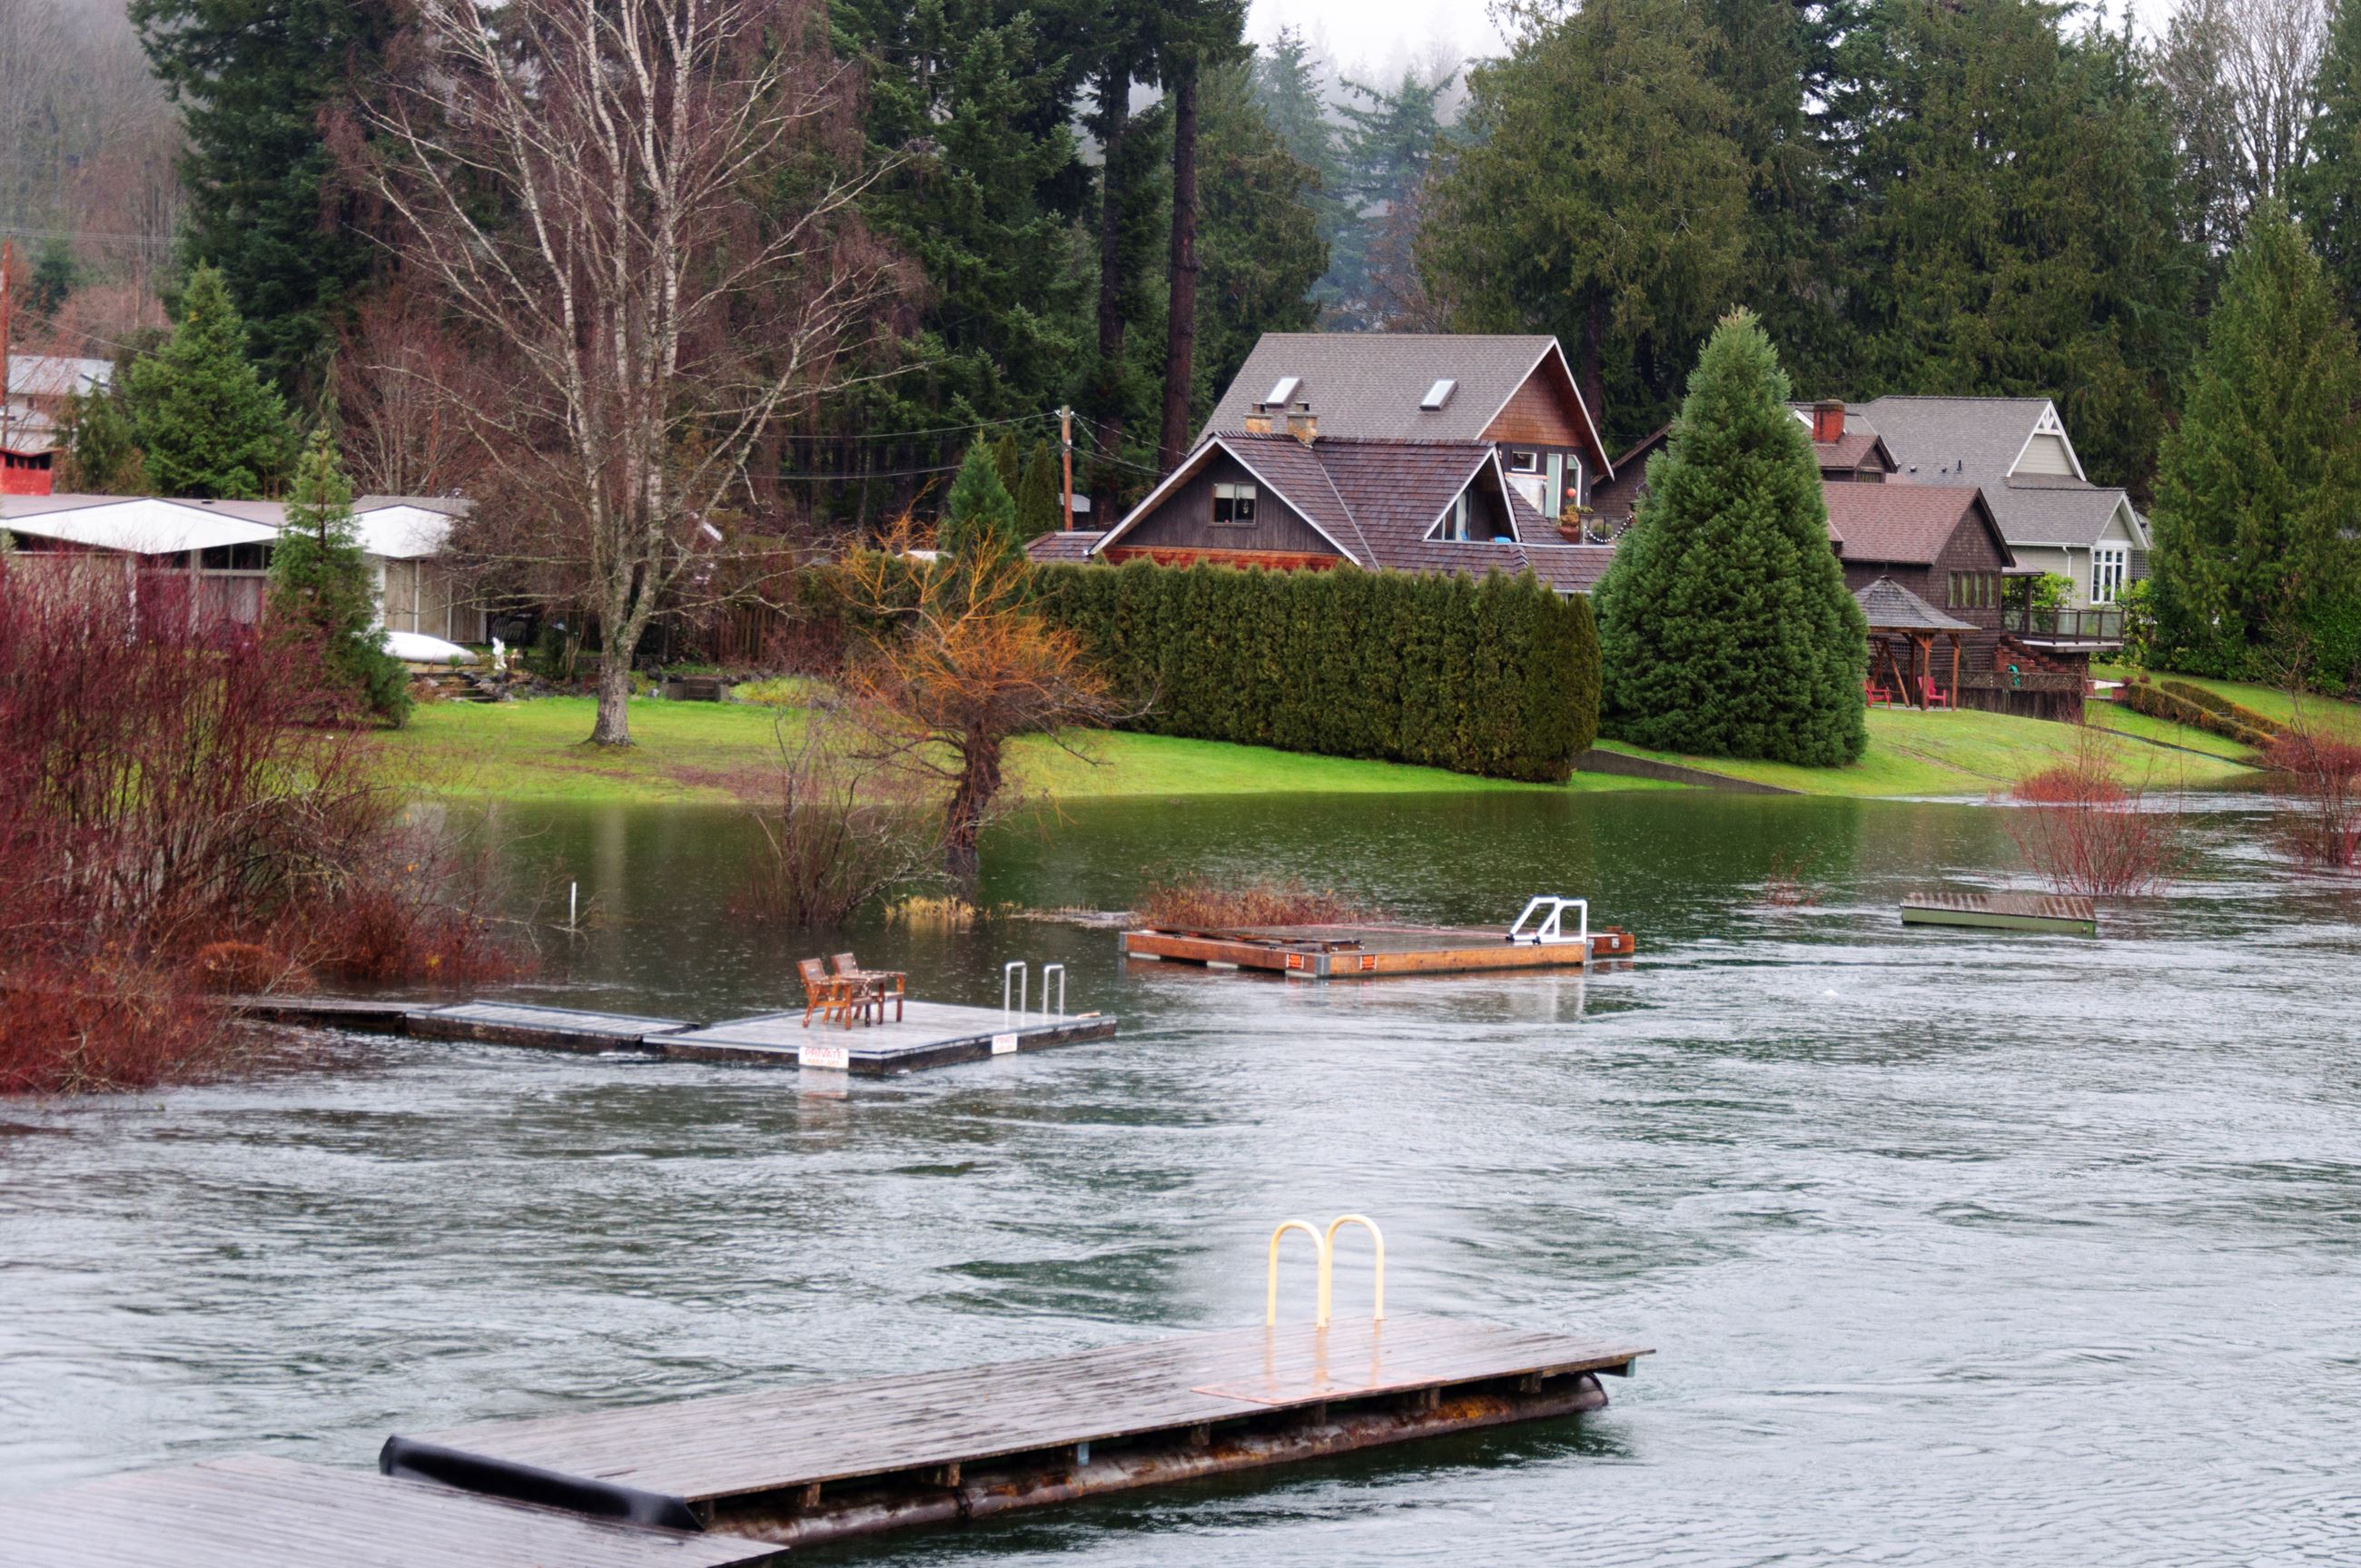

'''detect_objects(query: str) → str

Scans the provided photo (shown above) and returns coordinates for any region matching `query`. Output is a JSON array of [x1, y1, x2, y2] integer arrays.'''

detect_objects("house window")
[[1508, 450, 1539, 473], [1212, 482, 1258, 526], [2092, 546, 2127, 604]]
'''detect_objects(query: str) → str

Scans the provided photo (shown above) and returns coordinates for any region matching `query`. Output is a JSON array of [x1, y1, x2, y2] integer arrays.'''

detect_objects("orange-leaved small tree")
[[835, 516, 1116, 887]]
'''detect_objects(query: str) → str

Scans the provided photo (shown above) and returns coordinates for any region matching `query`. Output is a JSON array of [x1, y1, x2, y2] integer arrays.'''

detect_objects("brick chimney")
[[1243, 403, 1274, 436], [1812, 399, 1845, 444], [1285, 401, 1317, 445]]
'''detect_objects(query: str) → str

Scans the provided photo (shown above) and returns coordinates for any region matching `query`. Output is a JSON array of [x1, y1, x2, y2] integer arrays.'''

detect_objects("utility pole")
[[1058, 403, 1073, 532]]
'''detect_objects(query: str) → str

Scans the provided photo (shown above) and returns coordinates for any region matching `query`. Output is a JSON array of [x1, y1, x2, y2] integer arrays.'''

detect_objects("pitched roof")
[[1025, 530, 1104, 562], [0, 492, 468, 558], [1856, 394, 2141, 549], [1854, 576, 1977, 633], [5, 355, 113, 401], [1198, 333, 1609, 471], [1821, 482, 2011, 568], [1086, 432, 1603, 590]]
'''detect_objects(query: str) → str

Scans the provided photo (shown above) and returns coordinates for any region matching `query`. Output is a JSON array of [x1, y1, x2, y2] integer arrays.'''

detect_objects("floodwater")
[[3, 790, 2358, 1564]]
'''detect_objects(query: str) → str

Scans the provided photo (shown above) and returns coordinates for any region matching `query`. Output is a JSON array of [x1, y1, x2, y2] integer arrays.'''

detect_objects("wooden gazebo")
[[1854, 577, 1976, 710]]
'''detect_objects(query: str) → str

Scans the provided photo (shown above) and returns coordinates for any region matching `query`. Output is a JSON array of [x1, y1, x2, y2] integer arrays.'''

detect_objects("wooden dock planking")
[[1124, 922, 1635, 977], [0, 1455, 785, 1568], [224, 994, 426, 1031], [1902, 891, 2098, 935], [660, 1001, 1119, 1075], [405, 1001, 695, 1053], [399, 1316, 1649, 1507]]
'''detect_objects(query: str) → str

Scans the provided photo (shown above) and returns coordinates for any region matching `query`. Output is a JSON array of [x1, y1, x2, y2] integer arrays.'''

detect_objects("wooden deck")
[[223, 994, 1122, 1077], [1123, 922, 1635, 978], [0, 1455, 785, 1568], [407, 1001, 695, 1052], [391, 1316, 1649, 1547], [661, 1001, 1117, 1075], [1902, 891, 2098, 935]]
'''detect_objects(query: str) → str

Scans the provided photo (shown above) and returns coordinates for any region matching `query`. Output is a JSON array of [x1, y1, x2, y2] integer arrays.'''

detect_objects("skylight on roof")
[[1264, 376, 1301, 408], [1420, 379, 1457, 410]]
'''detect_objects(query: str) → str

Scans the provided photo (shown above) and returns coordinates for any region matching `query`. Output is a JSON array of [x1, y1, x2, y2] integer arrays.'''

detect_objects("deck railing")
[[2000, 604, 2125, 644], [1959, 669, 2087, 694]]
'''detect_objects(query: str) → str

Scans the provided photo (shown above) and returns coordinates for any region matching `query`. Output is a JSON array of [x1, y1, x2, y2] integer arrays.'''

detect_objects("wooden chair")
[[831, 952, 903, 1024], [798, 956, 855, 1029], [1863, 678, 1889, 708], [1920, 676, 1952, 711]]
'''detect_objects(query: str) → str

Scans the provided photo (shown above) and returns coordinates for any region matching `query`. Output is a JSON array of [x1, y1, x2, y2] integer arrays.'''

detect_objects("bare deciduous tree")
[[2158, 0, 2329, 242], [367, 0, 894, 745], [333, 286, 482, 498]]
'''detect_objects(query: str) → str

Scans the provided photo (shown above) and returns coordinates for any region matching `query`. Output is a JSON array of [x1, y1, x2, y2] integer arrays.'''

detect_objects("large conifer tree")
[[122, 263, 291, 499], [2149, 202, 2361, 686], [1594, 311, 1868, 765], [2296, 0, 2361, 318]]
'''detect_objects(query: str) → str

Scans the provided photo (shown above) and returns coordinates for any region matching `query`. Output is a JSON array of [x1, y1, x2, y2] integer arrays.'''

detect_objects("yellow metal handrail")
[[1266, 1219, 1326, 1327], [1322, 1214, 1385, 1324]]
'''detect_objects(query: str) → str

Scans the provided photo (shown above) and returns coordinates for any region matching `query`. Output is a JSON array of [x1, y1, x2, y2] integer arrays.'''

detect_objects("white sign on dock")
[[991, 1032, 1019, 1055], [800, 1043, 850, 1070]]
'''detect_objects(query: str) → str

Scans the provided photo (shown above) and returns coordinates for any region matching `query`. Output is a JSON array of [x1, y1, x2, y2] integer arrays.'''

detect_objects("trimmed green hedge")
[[2158, 679, 2285, 738], [1032, 559, 1600, 782], [2119, 681, 2275, 748]]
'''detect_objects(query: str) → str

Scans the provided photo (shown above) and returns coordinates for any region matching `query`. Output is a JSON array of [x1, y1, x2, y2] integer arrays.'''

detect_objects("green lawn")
[[1602, 705, 2257, 796], [2093, 664, 2361, 734], [379, 696, 1677, 804], [2087, 700, 2260, 763]]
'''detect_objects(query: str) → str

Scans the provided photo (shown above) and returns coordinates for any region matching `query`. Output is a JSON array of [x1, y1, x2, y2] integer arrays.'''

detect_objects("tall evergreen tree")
[[129, 0, 393, 397], [1194, 62, 1328, 419], [2149, 202, 2361, 686], [267, 426, 410, 724], [1836, 0, 2200, 489], [1082, 5, 1164, 470], [2296, 0, 2361, 317], [1013, 439, 1064, 539], [1423, 0, 1749, 441], [55, 388, 148, 496], [1150, 0, 1250, 471], [1249, 28, 1348, 316], [122, 263, 291, 499], [1329, 66, 1455, 329], [1593, 310, 1868, 765]]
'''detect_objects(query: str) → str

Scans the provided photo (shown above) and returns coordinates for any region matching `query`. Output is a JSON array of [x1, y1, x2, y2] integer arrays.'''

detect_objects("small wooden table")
[[837, 969, 905, 1025]]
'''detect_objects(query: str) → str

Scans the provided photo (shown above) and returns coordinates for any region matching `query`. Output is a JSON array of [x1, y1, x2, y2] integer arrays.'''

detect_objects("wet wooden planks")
[[661, 1001, 1119, 1074], [405, 1001, 694, 1053], [401, 1316, 1649, 1505], [0, 1455, 785, 1568], [1124, 922, 1633, 977], [1902, 891, 2098, 935]]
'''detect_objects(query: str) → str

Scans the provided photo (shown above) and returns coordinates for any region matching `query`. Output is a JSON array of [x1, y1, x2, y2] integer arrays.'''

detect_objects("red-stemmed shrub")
[[2002, 728, 2182, 897], [2265, 727, 2361, 871], [0, 559, 518, 1094]]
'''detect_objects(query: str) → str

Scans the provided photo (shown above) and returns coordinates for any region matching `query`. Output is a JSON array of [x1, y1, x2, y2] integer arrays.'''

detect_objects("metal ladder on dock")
[[1266, 1216, 1385, 1327]]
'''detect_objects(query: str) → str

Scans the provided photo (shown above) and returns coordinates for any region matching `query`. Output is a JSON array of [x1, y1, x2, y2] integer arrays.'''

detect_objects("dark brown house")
[[1028, 427, 1616, 595], [1589, 400, 1897, 533]]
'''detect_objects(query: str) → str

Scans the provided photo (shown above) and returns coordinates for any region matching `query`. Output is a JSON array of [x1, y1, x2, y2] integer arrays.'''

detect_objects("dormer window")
[[1263, 376, 1300, 408], [1212, 482, 1258, 525], [1420, 379, 1456, 410]]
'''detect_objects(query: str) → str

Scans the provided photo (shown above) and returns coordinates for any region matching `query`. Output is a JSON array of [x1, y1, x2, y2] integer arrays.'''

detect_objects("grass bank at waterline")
[[377, 697, 1679, 805], [1601, 705, 2260, 797]]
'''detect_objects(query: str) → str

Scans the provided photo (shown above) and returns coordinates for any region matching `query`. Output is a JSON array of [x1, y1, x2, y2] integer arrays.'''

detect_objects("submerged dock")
[[386, 1315, 1650, 1549], [1124, 921, 1635, 978], [234, 995, 1116, 1076], [1902, 891, 2098, 935]]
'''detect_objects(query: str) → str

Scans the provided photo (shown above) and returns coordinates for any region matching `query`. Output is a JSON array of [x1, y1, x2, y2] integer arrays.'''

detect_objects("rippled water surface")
[[4, 790, 2358, 1564]]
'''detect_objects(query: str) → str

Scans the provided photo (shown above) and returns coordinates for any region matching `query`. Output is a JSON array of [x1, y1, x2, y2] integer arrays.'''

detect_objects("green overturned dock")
[[1902, 890, 2099, 935], [384, 1315, 1651, 1550]]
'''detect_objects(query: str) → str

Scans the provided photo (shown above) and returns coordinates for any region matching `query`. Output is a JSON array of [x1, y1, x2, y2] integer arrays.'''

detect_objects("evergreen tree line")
[[1032, 557, 1601, 782]]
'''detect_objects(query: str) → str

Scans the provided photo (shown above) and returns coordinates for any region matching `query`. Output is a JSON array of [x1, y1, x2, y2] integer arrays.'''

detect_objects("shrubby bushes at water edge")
[[0, 562, 514, 1095]]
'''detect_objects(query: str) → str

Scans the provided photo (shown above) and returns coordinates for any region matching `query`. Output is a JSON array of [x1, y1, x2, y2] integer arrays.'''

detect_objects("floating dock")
[[1122, 922, 1635, 978], [1902, 891, 2098, 935], [1, 1455, 787, 1568], [384, 1315, 1650, 1550], [664, 1001, 1117, 1074], [232, 995, 1116, 1076]]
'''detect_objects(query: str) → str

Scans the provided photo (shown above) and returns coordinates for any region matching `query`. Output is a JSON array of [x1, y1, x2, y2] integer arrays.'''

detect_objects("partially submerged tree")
[[835, 517, 1116, 887], [268, 427, 411, 725], [1594, 309, 1869, 765], [369, 0, 890, 746]]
